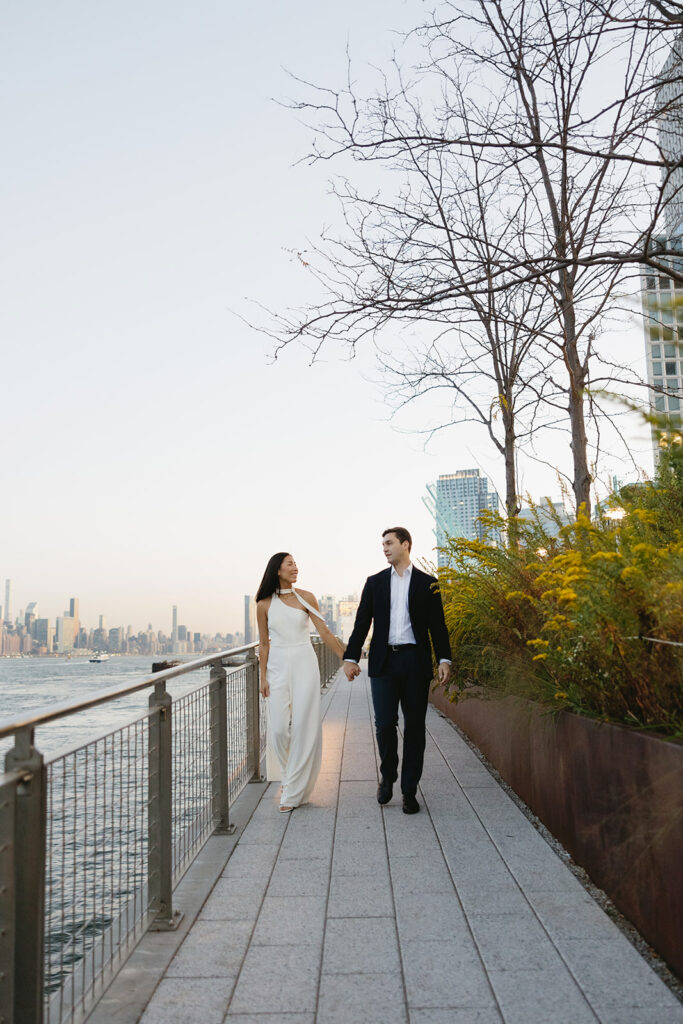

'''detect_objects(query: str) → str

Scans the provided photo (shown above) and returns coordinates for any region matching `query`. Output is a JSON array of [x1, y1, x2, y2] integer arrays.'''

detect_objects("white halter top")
[[268, 589, 328, 648]]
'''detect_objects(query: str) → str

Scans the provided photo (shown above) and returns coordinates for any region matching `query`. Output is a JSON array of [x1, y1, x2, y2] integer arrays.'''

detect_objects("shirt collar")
[[391, 562, 413, 580]]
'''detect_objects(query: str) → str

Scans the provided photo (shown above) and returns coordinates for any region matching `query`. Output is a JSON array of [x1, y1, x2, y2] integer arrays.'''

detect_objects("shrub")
[[436, 447, 683, 736]]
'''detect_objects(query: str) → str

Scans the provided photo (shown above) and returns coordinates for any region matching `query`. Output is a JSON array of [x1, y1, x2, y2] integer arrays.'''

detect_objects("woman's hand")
[[260, 677, 270, 698]]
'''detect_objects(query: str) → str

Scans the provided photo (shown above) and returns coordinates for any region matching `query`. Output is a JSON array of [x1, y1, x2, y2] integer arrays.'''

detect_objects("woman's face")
[[278, 555, 299, 587]]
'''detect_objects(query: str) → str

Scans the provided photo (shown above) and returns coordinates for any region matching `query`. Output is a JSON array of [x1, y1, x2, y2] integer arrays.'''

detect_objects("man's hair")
[[382, 526, 412, 551]]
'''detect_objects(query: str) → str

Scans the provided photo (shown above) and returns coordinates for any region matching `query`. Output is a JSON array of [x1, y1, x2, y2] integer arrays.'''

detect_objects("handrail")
[[0, 643, 258, 740]]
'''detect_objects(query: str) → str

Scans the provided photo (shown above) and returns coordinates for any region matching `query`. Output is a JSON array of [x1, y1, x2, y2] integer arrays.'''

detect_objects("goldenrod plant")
[[436, 439, 683, 736]]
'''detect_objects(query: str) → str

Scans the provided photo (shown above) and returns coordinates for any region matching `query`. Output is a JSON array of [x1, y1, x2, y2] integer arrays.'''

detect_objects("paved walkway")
[[126, 669, 681, 1023]]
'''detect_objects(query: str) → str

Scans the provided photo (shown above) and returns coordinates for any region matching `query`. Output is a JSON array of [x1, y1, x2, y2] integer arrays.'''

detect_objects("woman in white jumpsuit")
[[255, 552, 345, 812]]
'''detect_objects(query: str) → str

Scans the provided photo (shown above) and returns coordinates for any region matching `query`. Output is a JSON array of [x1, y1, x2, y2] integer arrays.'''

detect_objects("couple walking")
[[255, 527, 451, 813]]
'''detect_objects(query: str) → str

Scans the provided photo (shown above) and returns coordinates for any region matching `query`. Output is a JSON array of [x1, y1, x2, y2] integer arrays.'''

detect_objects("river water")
[[0, 655, 211, 762]]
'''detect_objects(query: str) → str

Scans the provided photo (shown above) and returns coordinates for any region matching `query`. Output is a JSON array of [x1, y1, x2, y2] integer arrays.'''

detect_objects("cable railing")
[[0, 637, 340, 1024]]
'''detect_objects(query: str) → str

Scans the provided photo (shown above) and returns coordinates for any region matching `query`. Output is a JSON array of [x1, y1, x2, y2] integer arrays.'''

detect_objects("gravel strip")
[[434, 708, 683, 1003]]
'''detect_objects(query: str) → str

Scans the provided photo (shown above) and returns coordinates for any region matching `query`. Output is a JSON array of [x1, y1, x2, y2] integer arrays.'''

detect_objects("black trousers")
[[370, 646, 430, 796]]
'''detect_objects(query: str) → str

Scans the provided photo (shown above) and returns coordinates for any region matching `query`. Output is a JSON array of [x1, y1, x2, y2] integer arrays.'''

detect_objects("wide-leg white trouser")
[[266, 641, 322, 807]]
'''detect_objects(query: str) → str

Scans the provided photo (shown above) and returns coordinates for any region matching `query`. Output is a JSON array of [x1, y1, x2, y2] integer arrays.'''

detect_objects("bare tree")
[[264, 0, 683, 515]]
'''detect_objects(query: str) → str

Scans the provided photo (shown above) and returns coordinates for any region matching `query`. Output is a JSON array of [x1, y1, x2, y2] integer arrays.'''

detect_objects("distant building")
[[424, 470, 500, 567], [108, 627, 124, 652], [318, 595, 338, 634], [3, 579, 11, 624], [244, 596, 257, 645], [25, 601, 38, 634], [337, 597, 359, 644], [69, 598, 80, 646], [56, 616, 75, 653], [517, 500, 570, 539], [641, 40, 683, 454]]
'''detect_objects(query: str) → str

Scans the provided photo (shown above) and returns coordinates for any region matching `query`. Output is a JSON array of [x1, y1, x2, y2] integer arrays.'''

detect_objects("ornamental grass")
[[435, 448, 683, 737]]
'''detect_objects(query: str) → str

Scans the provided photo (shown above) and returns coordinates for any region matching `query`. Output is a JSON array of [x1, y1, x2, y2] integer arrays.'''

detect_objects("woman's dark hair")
[[255, 552, 291, 603]]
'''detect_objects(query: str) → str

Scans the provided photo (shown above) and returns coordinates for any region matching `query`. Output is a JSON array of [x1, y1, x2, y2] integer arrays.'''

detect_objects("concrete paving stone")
[[322, 916, 401, 974], [455, 880, 531, 917], [394, 890, 467, 941], [596, 1006, 683, 1023], [438, 834, 519, 894], [401, 938, 495, 1010], [558, 937, 683, 1016], [332, 844, 389, 877], [390, 850, 455, 894], [228, 944, 320, 1015], [236, 817, 289, 844], [334, 815, 383, 844], [267, 856, 330, 897], [317, 971, 407, 1024], [496, 843, 587, 895], [327, 872, 395, 918], [384, 827, 444, 861], [278, 825, 335, 860], [487, 967, 596, 1024], [140, 977, 235, 1023], [341, 763, 377, 781], [224, 1016, 314, 1024], [200, 879, 266, 921], [460, 786, 529, 826], [221, 843, 280, 881], [166, 919, 253, 978], [308, 774, 340, 807], [251, 895, 326, 946], [467, 912, 564, 972], [409, 1009, 503, 1024], [526, 890, 623, 941]]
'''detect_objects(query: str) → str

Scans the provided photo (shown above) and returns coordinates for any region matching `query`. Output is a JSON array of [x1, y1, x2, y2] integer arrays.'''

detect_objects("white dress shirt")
[[388, 563, 417, 645]]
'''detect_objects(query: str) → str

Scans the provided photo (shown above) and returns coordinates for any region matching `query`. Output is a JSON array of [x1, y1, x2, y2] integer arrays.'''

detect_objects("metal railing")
[[0, 637, 340, 1024]]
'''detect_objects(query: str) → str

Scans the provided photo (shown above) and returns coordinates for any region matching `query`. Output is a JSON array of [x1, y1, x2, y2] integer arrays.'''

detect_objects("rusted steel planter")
[[430, 686, 683, 979]]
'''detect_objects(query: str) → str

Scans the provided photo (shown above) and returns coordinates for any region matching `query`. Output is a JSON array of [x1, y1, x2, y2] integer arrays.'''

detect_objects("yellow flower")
[[554, 691, 568, 699], [532, 653, 548, 661]]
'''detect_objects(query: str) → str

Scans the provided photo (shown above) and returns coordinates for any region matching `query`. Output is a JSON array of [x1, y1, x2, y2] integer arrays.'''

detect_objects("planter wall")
[[430, 687, 683, 979]]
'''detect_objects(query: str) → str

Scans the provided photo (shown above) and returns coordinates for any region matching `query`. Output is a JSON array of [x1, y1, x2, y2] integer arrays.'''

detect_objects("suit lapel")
[[380, 567, 392, 611], [408, 565, 418, 623]]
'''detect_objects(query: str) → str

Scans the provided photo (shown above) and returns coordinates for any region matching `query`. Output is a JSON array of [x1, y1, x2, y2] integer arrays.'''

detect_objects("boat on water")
[[89, 653, 110, 663]]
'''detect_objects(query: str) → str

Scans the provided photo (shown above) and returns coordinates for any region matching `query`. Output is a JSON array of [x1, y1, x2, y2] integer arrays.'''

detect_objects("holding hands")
[[343, 661, 361, 681]]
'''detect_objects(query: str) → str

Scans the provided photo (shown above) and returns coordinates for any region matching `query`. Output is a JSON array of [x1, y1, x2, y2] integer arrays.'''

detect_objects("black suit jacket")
[[343, 566, 451, 680]]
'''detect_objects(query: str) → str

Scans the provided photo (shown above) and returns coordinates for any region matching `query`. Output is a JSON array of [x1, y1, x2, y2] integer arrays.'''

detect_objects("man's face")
[[382, 533, 408, 565]]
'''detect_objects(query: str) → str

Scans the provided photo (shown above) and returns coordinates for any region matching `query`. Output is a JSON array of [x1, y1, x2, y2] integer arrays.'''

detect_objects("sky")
[[0, 1, 655, 637]]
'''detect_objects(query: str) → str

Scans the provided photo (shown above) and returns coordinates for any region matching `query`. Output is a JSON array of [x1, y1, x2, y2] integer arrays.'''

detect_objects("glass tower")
[[424, 470, 500, 567]]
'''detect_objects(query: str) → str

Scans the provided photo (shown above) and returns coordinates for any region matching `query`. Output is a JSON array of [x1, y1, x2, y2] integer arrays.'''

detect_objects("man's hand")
[[437, 662, 451, 686], [343, 661, 361, 681]]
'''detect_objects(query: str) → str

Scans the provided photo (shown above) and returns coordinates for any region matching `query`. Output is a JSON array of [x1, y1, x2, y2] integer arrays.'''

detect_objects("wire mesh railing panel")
[[226, 666, 250, 802], [171, 682, 213, 883], [45, 714, 151, 1024]]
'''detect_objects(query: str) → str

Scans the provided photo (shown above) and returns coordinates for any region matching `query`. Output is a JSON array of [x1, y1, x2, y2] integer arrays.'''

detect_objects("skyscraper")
[[56, 616, 75, 653], [69, 598, 80, 647], [3, 579, 11, 624], [244, 596, 257, 645], [641, 41, 683, 454], [424, 470, 500, 567]]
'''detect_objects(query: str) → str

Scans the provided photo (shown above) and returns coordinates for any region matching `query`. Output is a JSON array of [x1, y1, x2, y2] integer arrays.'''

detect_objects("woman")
[[256, 552, 345, 812]]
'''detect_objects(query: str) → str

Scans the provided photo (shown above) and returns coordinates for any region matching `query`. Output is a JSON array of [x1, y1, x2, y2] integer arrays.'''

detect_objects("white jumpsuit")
[[265, 592, 322, 808]]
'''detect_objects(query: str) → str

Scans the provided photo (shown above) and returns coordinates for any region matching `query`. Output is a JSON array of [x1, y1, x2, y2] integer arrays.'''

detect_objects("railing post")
[[148, 682, 182, 931], [210, 661, 235, 835], [245, 649, 264, 782], [4, 727, 46, 1024]]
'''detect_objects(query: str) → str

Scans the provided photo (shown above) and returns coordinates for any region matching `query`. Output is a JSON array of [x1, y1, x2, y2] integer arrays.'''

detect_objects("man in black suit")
[[343, 527, 451, 814]]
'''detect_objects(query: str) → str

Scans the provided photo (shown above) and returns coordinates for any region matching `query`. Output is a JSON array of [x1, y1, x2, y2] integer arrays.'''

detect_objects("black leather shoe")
[[402, 793, 420, 814], [377, 779, 393, 805]]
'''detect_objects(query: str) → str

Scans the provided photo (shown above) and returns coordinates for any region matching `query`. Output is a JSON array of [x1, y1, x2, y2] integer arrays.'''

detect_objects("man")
[[343, 527, 451, 814]]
